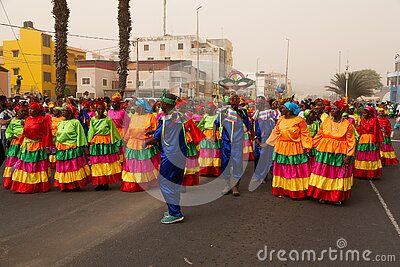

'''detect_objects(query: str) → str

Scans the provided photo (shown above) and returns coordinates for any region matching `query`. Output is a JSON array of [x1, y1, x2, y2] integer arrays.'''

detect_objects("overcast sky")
[[1, 0, 399, 94]]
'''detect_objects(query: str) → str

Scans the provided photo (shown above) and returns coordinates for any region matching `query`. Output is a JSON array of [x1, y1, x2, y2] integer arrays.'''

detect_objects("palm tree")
[[326, 69, 382, 100], [52, 0, 70, 98], [118, 0, 132, 97]]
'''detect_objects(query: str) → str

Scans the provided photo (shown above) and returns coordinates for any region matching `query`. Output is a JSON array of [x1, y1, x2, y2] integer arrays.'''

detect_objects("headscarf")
[[364, 105, 377, 117], [333, 98, 348, 112], [112, 92, 122, 102], [135, 99, 153, 114], [64, 104, 78, 118], [284, 102, 301, 116], [29, 102, 43, 113]]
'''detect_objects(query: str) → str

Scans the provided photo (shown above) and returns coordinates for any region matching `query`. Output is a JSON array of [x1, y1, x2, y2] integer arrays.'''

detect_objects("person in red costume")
[[377, 107, 398, 166], [10, 102, 53, 193], [354, 106, 384, 179]]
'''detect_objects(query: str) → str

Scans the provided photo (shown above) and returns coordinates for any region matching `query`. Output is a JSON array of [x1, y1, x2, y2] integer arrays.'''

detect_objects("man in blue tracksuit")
[[146, 93, 187, 224]]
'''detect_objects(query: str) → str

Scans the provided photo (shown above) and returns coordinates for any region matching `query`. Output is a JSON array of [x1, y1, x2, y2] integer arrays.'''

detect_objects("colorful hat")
[[112, 92, 122, 102]]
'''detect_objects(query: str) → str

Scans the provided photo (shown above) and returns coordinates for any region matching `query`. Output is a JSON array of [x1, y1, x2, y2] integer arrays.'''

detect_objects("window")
[[160, 44, 165, 51], [43, 54, 51, 65], [43, 72, 51, 82], [112, 80, 119, 89], [42, 35, 51, 47], [82, 78, 91, 85], [165, 57, 171, 60], [127, 80, 133, 84], [147, 57, 154, 60], [139, 81, 144, 87], [102, 79, 108, 86], [152, 81, 161, 87], [178, 43, 184, 50], [171, 77, 186, 83], [12, 50, 19, 57], [144, 44, 149, 51], [13, 68, 19, 75], [0, 50, 3, 56]]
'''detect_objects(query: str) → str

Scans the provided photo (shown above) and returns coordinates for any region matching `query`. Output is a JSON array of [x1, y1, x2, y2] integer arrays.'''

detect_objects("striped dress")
[[87, 117, 122, 186], [121, 113, 159, 192], [267, 116, 312, 199], [10, 115, 53, 193], [308, 117, 356, 202], [378, 117, 398, 166], [198, 114, 221, 177], [354, 117, 383, 179], [3, 118, 24, 189], [54, 119, 91, 191]]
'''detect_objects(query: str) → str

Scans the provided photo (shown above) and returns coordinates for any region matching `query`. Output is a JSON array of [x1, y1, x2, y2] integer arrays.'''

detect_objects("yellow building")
[[0, 21, 86, 98]]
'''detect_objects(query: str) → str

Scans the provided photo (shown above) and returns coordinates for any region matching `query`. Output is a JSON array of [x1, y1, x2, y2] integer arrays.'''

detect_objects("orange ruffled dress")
[[307, 117, 356, 203], [121, 113, 160, 192], [267, 116, 312, 199]]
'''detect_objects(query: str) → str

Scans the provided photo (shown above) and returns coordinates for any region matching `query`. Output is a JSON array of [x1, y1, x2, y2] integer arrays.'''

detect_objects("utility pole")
[[135, 38, 140, 98], [196, 6, 202, 98], [163, 0, 167, 36], [285, 38, 290, 94], [345, 63, 349, 98], [396, 54, 400, 100], [339, 51, 342, 74]]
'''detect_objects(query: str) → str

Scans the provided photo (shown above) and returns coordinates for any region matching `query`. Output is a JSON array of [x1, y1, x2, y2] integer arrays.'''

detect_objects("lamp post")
[[396, 54, 400, 100], [345, 65, 349, 98], [196, 5, 202, 98], [133, 38, 140, 98], [285, 38, 290, 94]]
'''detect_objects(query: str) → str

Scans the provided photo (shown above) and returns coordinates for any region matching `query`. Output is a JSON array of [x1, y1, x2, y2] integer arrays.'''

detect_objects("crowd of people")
[[0, 92, 398, 224]]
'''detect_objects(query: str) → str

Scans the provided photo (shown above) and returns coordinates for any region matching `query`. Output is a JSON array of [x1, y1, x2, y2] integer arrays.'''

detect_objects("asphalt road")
[[0, 129, 399, 266]]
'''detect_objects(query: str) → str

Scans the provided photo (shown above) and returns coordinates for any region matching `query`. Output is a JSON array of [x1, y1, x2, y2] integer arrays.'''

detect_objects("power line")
[[0, 22, 128, 42], [0, 0, 39, 89]]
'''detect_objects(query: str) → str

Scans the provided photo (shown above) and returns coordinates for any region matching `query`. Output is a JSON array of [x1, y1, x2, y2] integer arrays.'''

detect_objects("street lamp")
[[285, 38, 290, 94], [345, 65, 349, 98], [196, 5, 202, 98]]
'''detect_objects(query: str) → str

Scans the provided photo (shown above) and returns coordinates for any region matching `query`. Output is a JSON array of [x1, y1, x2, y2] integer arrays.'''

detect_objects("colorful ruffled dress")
[[354, 117, 383, 179], [49, 116, 65, 169], [377, 117, 398, 166], [10, 115, 53, 193], [88, 116, 122, 186], [3, 117, 24, 189], [308, 117, 356, 202], [198, 114, 221, 177], [54, 119, 91, 191], [182, 119, 205, 186], [267, 116, 312, 199], [121, 113, 160, 192], [108, 109, 128, 162]]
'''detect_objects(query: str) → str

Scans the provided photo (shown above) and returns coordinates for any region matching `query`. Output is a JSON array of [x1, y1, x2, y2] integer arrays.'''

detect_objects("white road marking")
[[369, 181, 400, 237], [391, 140, 400, 143]]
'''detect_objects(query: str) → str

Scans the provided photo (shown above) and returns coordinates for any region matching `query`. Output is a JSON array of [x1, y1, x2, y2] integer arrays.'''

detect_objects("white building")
[[255, 71, 293, 98], [76, 59, 205, 98], [132, 35, 233, 97], [77, 60, 119, 98]]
